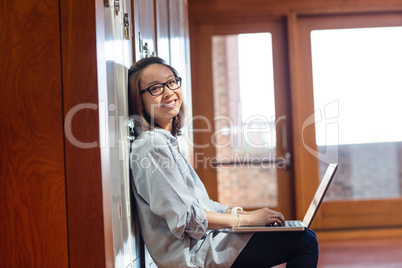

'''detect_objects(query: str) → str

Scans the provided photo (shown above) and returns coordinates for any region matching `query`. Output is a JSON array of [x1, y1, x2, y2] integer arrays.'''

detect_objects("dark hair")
[[128, 57, 185, 137]]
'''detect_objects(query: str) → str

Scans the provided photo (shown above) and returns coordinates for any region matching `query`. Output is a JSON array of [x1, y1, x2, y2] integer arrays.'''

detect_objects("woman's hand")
[[208, 207, 285, 229], [239, 208, 285, 226]]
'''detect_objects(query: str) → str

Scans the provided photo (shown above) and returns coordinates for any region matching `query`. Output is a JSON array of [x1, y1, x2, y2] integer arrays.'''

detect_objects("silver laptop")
[[232, 163, 338, 232]]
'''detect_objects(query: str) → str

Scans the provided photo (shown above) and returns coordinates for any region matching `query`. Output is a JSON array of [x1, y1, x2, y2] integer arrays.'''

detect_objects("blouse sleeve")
[[132, 147, 207, 240], [211, 201, 229, 214]]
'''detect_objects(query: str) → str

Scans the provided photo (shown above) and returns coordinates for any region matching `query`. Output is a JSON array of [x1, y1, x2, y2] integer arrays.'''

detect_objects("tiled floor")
[[273, 236, 402, 268]]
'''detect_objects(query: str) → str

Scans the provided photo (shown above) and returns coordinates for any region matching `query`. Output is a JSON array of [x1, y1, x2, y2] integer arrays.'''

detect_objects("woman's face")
[[140, 64, 183, 131]]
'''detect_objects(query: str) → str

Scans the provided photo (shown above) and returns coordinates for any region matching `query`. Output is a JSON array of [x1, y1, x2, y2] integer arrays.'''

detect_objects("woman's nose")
[[162, 86, 174, 97]]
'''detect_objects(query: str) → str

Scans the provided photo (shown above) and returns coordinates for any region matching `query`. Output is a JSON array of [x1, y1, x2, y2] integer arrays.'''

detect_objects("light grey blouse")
[[130, 128, 252, 268]]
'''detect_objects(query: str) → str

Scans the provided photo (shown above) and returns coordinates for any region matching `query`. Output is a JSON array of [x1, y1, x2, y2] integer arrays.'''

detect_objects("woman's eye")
[[150, 86, 162, 93], [169, 79, 179, 87]]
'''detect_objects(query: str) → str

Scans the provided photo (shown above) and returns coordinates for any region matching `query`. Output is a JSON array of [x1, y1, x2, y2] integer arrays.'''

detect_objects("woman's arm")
[[206, 208, 285, 229], [206, 211, 244, 229]]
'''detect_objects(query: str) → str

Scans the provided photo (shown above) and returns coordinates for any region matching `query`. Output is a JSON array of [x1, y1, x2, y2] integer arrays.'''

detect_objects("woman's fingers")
[[247, 207, 286, 226], [269, 209, 285, 225]]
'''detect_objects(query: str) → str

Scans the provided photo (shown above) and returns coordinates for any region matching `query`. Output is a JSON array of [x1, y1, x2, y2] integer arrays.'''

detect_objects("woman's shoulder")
[[131, 129, 173, 155]]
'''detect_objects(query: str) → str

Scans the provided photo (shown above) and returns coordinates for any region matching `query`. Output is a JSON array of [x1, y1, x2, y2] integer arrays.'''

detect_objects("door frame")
[[189, 16, 295, 218], [288, 10, 402, 229]]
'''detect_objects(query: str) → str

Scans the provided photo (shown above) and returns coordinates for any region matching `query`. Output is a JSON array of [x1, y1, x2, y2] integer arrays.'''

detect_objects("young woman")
[[128, 56, 319, 268]]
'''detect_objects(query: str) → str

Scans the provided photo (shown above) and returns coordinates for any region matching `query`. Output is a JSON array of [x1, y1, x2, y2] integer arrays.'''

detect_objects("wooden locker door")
[[131, 1, 158, 267], [133, 0, 157, 60], [169, 0, 194, 162], [119, 1, 136, 267], [102, 1, 136, 267], [103, 5, 124, 268], [156, 0, 171, 63]]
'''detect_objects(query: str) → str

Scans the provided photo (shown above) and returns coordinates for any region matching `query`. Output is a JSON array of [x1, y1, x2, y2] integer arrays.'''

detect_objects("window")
[[212, 33, 278, 207], [311, 26, 402, 200]]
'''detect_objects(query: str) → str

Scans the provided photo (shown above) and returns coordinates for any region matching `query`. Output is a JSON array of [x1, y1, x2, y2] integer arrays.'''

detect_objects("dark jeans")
[[231, 229, 319, 268]]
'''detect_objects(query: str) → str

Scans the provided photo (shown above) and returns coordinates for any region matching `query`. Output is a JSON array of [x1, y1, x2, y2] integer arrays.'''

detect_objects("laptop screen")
[[302, 163, 338, 228]]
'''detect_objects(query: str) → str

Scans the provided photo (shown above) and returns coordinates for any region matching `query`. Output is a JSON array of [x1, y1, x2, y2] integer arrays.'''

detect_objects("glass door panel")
[[311, 26, 402, 201], [191, 19, 294, 216], [294, 12, 402, 229], [211, 33, 278, 208]]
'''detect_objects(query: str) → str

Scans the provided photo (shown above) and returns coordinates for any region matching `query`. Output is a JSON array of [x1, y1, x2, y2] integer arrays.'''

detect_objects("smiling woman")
[[127, 56, 319, 268], [128, 57, 186, 136]]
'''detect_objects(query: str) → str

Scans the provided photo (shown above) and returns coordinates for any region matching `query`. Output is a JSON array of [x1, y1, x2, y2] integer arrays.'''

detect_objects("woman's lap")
[[231, 229, 319, 268]]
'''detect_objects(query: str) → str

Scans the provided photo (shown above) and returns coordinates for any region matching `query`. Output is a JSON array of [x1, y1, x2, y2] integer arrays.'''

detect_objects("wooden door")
[[190, 17, 295, 219], [103, 0, 138, 267], [133, 0, 157, 59], [0, 1, 69, 266], [289, 11, 402, 230]]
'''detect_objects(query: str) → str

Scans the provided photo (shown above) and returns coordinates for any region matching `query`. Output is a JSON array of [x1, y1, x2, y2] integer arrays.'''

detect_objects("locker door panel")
[[133, 0, 157, 59]]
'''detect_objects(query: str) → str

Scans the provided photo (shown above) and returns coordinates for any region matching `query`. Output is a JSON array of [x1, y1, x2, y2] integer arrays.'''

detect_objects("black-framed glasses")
[[140, 77, 182, 96]]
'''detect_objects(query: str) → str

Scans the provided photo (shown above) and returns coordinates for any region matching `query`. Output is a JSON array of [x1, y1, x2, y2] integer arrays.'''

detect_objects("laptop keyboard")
[[285, 221, 303, 227]]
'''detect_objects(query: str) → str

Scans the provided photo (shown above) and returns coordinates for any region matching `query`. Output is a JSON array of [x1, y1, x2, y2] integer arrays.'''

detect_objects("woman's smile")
[[161, 99, 178, 108]]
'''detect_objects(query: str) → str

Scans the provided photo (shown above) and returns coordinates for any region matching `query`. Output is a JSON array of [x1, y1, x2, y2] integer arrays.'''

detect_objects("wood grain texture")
[[0, 0, 69, 266], [189, 23, 218, 200], [60, 0, 113, 267], [189, 0, 402, 18]]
